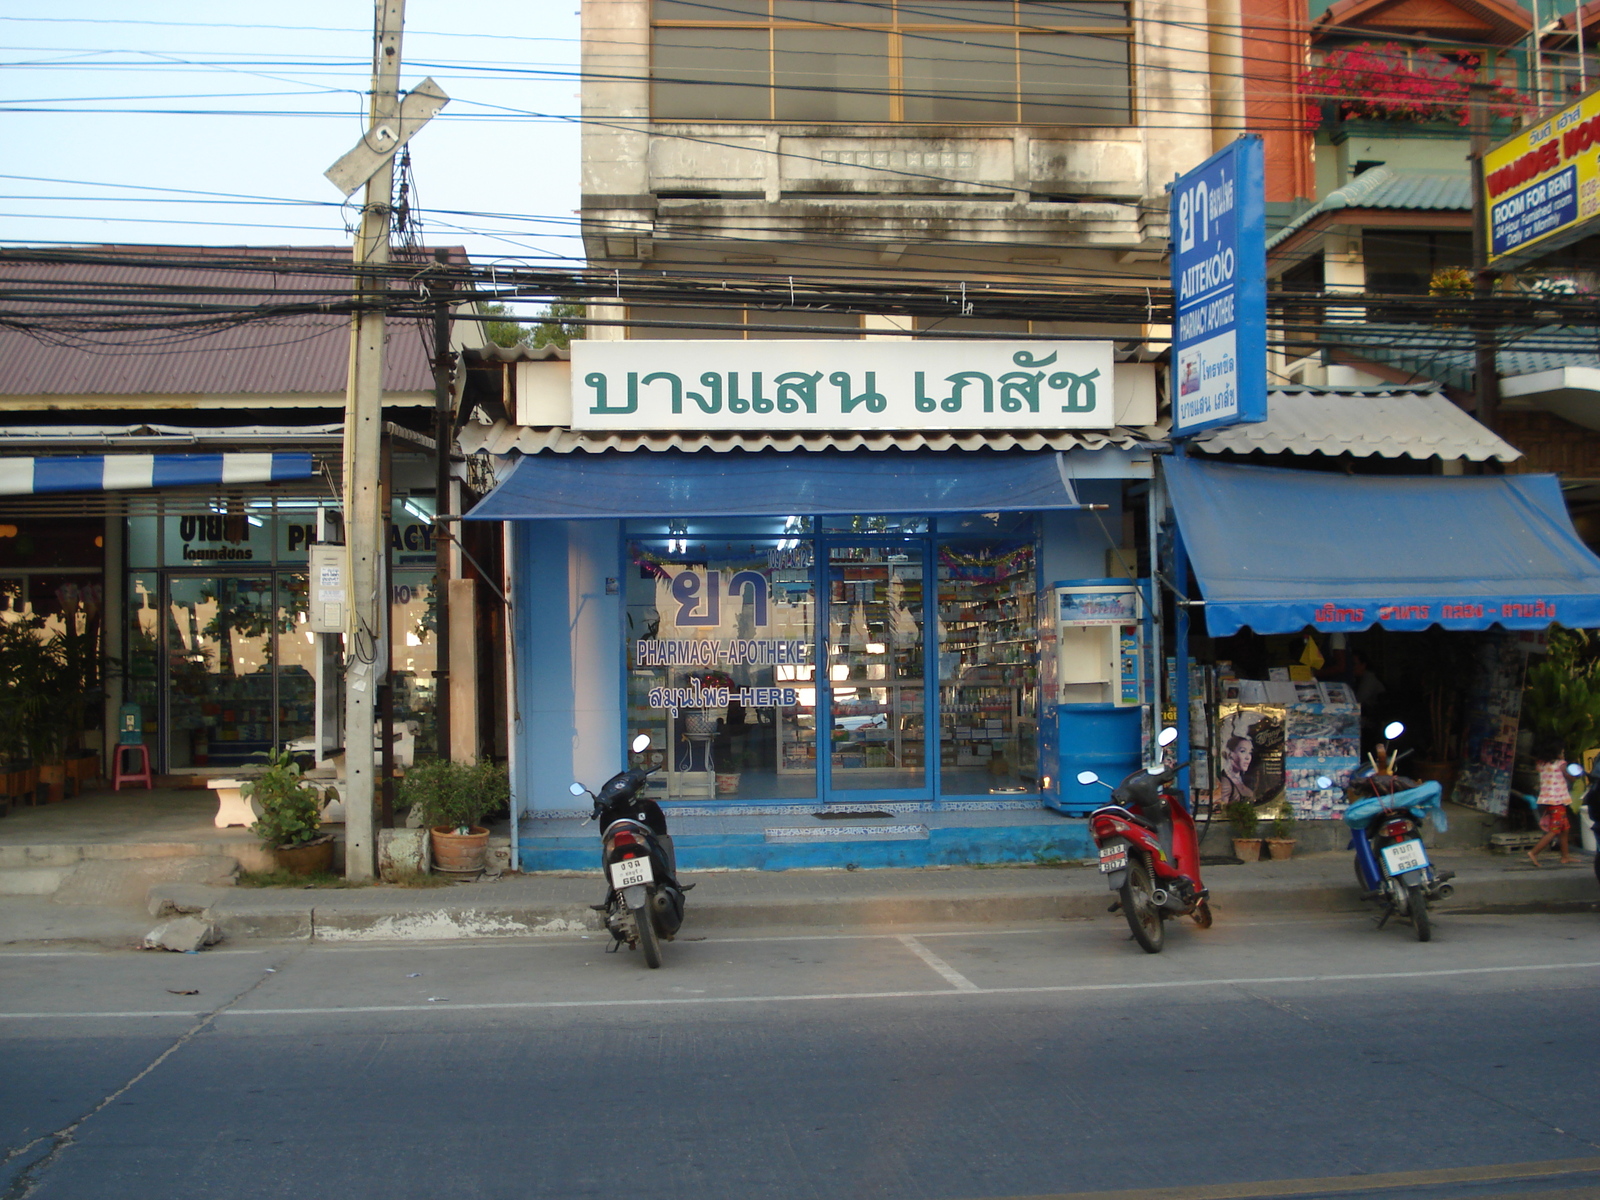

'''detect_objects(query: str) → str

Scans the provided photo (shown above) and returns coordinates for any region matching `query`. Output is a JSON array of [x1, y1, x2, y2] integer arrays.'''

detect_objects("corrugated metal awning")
[[1191, 388, 1520, 462], [458, 421, 1149, 456]]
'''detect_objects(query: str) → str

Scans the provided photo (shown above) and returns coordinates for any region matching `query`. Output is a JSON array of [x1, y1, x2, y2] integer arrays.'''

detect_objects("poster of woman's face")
[[1216, 705, 1286, 808]]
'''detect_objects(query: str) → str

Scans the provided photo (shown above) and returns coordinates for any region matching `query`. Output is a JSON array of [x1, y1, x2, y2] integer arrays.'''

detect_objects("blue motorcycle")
[[1343, 781, 1454, 941], [1326, 721, 1455, 941]]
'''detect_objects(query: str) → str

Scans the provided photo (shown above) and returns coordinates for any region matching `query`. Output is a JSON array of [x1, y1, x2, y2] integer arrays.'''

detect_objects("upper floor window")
[[651, 0, 1133, 125]]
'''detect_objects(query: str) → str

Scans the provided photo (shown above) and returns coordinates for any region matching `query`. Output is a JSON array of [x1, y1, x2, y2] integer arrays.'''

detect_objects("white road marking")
[[896, 934, 980, 991], [0, 948, 268, 959], [0, 1010, 205, 1020], [0, 958, 1578, 1020]]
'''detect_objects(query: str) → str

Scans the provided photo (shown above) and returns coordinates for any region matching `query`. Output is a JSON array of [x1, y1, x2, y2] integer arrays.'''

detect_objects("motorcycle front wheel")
[[635, 899, 663, 968], [1191, 898, 1213, 929], [1120, 856, 1165, 953], [1407, 883, 1432, 942]]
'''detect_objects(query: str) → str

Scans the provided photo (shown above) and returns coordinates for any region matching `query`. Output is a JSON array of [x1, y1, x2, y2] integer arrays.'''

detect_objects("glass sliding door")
[[163, 573, 311, 771], [824, 542, 927, 796], [623, 529, 817, 801]]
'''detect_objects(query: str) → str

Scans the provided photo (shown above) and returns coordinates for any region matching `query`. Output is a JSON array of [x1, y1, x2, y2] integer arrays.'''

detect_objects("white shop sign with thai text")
[[569, 340, 1115, 431]]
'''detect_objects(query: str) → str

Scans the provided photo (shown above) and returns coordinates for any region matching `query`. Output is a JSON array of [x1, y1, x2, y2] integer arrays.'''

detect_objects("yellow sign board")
[[1484, 87, 1600, 267]]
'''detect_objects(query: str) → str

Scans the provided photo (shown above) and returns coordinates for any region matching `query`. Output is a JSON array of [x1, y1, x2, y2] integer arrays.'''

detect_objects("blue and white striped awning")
[[0, 452, 314, 497]]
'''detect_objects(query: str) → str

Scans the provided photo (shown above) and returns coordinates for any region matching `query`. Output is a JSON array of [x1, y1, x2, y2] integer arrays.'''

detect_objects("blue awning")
[[466, 449, 1108, 520], [0, 452, 313, 497], [1164, 456, 1600, 634]]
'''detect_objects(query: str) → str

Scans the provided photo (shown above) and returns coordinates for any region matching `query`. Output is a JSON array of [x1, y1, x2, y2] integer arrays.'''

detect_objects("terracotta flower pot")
[[1264, 838, 1296, 861], [1232, 837, 1264, 862], [38, 763, 66, 804], [430, 825, 490, 877], [273, 834, 336, 877]]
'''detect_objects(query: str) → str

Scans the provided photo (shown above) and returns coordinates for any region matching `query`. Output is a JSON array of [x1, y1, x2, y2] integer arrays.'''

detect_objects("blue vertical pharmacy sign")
[[1169, 136, 1267, 436]]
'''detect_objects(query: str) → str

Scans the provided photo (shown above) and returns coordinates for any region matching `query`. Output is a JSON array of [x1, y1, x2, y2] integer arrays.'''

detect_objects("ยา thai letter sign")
[[569, 340, 1115, 431], [1169, 135, 1267, 436]]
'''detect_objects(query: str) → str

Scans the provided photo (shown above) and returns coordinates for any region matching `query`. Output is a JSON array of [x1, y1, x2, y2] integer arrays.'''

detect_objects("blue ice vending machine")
[[1043, 579, 1148, 814]]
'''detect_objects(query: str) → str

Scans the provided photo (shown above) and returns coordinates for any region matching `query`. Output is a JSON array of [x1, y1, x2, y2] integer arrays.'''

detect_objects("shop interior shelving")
[[938, 549, 1039, 788]]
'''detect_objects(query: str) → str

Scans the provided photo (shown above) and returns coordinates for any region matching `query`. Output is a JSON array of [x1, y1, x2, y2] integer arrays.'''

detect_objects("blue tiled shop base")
[[519, 818, 1093, 872]]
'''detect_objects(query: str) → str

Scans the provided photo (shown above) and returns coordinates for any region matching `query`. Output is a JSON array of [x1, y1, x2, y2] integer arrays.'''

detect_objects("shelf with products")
[[940, 683, 1038, 778], [936, 544, 1040, 786]]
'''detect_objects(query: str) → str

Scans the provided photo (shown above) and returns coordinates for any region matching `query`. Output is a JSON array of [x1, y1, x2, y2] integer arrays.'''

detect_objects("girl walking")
[[1528, 739, 1576, 868]]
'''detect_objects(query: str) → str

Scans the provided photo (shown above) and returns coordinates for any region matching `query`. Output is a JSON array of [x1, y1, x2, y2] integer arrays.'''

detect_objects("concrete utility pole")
[[340, 0, 407, 880], [431, 248, 454, 760]]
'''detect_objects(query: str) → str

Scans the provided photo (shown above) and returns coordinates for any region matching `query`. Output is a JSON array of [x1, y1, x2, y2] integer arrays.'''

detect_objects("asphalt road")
[[1, 909, 1597, 1200]]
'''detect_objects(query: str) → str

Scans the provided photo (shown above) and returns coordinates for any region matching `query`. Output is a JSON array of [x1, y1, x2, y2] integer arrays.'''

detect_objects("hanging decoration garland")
[[938, 543, 1033, 580]]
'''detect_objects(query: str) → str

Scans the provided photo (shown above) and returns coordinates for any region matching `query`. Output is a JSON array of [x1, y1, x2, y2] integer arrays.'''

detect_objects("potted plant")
[[244, 748, 336, 876], [0, 622, 75, 802], [0, 619, 114, 803], [398, 759, 510, 878], [1521, 634, 1600, 763], [1226, 799, 1263, 862], [1264, 809, 1297, 860]]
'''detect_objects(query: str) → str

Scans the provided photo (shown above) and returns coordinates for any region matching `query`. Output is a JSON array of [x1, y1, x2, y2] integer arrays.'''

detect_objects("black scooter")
[[569, 734, 692, 969]]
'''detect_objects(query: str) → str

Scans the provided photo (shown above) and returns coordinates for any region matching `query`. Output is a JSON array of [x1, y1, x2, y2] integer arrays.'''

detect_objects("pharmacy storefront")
[[468, 341, 1161, 864], [123, 497, 442, 773]]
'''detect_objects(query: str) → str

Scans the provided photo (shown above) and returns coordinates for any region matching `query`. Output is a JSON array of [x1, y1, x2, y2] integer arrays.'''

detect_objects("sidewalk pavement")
[[1, 849, 1594, 949]]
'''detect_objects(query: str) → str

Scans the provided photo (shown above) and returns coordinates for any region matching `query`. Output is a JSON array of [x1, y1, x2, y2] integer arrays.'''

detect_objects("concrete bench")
[[207, 779, 260, 829]]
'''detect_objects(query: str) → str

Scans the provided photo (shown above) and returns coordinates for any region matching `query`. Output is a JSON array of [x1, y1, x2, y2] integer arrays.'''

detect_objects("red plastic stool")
[[113, 743, 153, 791]]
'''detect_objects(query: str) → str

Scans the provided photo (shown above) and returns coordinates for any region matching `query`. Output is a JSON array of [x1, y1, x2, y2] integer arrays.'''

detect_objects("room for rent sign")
[[1486, 88, 1600, 266]]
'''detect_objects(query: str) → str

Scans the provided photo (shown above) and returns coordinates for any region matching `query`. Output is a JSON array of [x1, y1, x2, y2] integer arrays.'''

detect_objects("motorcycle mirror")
[[1383, 721, 1405, 740], [568, 782, 586, 797], [1157, 726, 1178, 747], [631, 733, 651, 754], [1076, 770, 1100, 786], [1315, 775, 1333, 789], [1567, 761, 1587, 777]]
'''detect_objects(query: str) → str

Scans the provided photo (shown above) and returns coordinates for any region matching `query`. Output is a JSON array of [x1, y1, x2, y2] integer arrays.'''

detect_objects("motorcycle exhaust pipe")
[[1149, 888, 1170, 907], [1434, 883, 1454, 900]]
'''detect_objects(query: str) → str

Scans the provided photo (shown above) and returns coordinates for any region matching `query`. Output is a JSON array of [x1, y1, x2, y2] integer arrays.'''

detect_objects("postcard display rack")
[[1048, 579, 1148, 814]]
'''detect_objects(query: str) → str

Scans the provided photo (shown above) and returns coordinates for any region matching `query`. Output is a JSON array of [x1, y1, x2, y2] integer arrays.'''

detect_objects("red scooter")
[[1077, 727, 1211, 953]]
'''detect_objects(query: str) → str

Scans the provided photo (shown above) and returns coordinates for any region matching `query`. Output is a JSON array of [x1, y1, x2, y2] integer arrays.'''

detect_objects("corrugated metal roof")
[[0, 422, 344, 443], [1267, 168, 1471, 250], [1323, 325, 1600, 391], [0, 245, 464, 398], [457, 421, 1150, 456], [1192, 387, 1521, 460]]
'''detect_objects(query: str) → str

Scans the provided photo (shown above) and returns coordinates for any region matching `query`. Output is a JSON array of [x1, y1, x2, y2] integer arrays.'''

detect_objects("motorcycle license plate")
[[1098, 841, 1129, 873], [609, 855, 653, 889], [1381, 839, 1429, 875]]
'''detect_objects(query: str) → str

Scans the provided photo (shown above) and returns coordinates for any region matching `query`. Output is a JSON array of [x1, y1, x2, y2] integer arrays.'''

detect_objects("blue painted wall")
[[1040, 480, 1124, 584], [511, 519, 623, 815]]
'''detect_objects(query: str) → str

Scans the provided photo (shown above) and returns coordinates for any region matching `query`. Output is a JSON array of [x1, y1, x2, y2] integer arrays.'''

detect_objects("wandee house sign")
[[569, 341, 1116, 431]]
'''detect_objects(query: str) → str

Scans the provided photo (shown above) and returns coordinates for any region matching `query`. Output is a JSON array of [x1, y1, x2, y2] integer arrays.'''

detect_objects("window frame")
[[649, 0, 1137, 126]]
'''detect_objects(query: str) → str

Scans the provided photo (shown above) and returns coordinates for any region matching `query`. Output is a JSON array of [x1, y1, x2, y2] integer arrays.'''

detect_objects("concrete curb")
[[177, 870, 1596, 944], [2, 856, 1585, 948]]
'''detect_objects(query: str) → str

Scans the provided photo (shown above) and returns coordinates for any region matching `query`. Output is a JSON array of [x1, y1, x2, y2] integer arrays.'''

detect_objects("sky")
[[1, 3, 584, 275]]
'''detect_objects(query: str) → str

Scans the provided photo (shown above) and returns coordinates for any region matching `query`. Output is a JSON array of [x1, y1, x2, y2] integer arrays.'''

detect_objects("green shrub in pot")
[[245, 748, 325, 849], [399, 759, 510, 833]]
